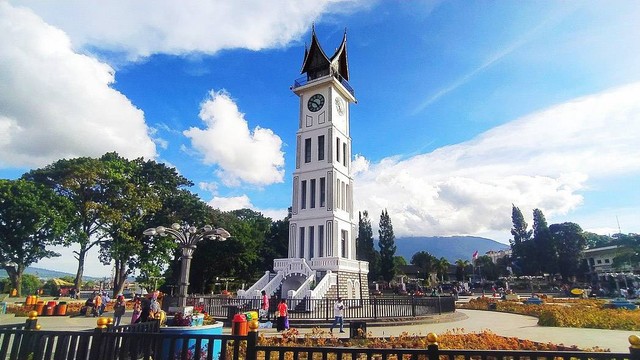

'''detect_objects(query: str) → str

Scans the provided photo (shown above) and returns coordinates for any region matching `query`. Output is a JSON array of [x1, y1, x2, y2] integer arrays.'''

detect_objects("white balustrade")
[[238, 271, 271, 298]]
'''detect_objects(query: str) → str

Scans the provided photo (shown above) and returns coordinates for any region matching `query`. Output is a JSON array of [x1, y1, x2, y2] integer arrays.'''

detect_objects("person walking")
[[276, 299, 288, 331], [113, 294, 126, 326], [330, 297, 345, 333], [260, 290, 269, 321], [131, 297, 142, 324]]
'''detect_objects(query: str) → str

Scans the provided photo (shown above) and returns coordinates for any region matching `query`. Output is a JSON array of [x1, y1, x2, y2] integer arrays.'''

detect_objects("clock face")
[[307, 94, 325, 112], [335, 97, 345, 116]]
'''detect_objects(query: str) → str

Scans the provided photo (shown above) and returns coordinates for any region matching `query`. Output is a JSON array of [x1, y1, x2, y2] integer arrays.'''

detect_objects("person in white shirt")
[[330, 297, 345, 333]]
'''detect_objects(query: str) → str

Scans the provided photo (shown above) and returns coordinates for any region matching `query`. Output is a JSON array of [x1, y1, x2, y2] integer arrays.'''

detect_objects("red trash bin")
[[232, 313, 247, 336], [45, 301, 56, 316]]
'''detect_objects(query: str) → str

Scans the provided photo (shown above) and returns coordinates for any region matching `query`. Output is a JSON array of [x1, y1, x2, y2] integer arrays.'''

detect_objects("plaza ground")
[[1, 307, 637, 352]]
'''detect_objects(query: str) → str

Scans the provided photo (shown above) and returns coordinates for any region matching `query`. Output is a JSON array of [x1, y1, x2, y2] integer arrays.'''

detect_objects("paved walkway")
[[1, 309, 637, 352]]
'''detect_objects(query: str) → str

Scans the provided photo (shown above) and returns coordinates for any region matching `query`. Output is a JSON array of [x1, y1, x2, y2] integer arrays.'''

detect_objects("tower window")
[[301, 180, 307, 209], [336, 138, 341, 163], [318, 135, 325, 161], [319, 177, 326, 207], [309, 226, 315, 258], [304, 138, 311, 163], [342, 142, 347, 166], [318, 225, 324, 257], [300, 227, 305, 258], [310, 179, 316, 208], [341, 230, 348, 258]]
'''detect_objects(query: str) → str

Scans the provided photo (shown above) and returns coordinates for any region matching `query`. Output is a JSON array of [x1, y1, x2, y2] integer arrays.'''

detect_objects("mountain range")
[[0, 267, 101, 281], [1, 237, 508, 280], [395, 236, 510, 263]]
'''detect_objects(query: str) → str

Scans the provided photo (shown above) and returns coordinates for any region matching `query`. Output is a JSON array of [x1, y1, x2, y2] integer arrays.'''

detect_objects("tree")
[[410, 251, 435, 282], [583, 232, 612, 249], [356, 211, 379, 281], [434, 257, 450, 283], [23, 156, 113, 290], [474, 255, 499, 281], [509, 205, 531, 276], [0, 179, 72, 296], [259, 215, 290, 271], [533, 208, 555, 275], [549, 222, 586, 280], [97, 154, 197, 297], [455, 259, 470, 282], [378, 209, 397, 282]]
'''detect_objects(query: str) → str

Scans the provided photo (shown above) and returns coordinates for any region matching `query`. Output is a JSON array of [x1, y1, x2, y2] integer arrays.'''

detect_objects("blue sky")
[[1, 1, 639, 276]]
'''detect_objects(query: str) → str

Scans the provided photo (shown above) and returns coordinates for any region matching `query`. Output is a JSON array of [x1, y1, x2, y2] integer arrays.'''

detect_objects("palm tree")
[[455, 259, 470, 282], [435, 257, 450, 283]]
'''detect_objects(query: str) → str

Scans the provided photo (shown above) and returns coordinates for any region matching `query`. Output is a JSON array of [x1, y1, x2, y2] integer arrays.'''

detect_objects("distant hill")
[[395, 236, 509, 263], [0, 267, 100, 281]]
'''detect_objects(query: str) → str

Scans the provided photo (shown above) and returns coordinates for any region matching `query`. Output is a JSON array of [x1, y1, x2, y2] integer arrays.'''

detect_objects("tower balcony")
[[292, 74, 355, 98]]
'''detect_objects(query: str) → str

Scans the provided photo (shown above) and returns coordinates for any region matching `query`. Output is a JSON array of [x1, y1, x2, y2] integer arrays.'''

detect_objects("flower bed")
[[459, 297, 640, 330], [255, 328, 607, 352]]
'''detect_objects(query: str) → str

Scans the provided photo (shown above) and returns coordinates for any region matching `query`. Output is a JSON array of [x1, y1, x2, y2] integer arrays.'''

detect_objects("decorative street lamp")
[[143, 223, 231, 307]]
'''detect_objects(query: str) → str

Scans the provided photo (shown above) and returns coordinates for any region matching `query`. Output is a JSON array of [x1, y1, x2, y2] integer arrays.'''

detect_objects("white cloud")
[[355, 83, 640, 237], [13, 0, 363, 60], [208, 194, 287, 221], [199, 181, 218, 194], [185, 90, 285, 187], [0, 3, 156, 168]]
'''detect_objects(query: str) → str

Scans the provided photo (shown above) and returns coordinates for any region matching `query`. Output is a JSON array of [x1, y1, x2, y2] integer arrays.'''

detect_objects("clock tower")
[[239, 29, 369, 301]]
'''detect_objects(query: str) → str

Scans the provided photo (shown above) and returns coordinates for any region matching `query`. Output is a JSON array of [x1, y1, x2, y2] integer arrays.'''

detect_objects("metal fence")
[[186, 295, 455, 321]]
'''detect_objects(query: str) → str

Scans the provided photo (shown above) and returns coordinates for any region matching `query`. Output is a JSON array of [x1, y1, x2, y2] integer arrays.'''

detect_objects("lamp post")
[[143, 223, 231, 307]]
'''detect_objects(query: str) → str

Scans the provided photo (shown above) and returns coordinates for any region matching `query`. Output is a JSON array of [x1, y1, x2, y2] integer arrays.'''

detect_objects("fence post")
[[630, 335, 640, 360], [25, 310, 38, 330], [373, 296, 378, 320], [411, 295, 416, 317], [426, 333, 439, 360], [246, 322, 259, 360], [89, 317, 110, 360], [325, 298, 330, 321]]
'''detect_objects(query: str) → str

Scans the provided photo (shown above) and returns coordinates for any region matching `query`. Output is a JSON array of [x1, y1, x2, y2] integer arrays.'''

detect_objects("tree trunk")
[[5, 265, 23, 297], [74, 246, 88, 290], [112, 260, 128, 298]]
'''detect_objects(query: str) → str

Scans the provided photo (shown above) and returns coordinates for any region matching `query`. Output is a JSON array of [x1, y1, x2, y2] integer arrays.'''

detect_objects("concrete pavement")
[[1, 309, 637, 352]]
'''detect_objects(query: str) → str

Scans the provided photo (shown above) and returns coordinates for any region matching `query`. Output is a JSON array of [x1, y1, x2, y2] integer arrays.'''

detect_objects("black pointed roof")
[[300, 28, 349, 81]]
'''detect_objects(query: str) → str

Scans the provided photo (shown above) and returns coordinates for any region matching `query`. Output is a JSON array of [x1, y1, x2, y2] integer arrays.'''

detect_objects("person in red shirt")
[[276, 299, 288, 331]]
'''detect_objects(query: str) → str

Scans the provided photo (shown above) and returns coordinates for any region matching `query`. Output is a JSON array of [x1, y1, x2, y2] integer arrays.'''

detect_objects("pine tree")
[[378, 209, 397, 282], [509, 205, 532, 275], [356, 211, 379, 280], [533, 208, 555, 275]]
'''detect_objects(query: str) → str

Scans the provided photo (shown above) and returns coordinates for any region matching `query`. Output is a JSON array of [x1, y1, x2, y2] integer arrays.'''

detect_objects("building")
[[239, 29, 369, 300], [485, 249, 511, 264]]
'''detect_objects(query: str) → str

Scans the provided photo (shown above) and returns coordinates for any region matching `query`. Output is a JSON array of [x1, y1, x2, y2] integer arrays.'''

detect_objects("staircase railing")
[[262, 272, 284, 298], [237, 271, 271, 298], [287, 272, 316, 310], [308, 272, 336, 305]]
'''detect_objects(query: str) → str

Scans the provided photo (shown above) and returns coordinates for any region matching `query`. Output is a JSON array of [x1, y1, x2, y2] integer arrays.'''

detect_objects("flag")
[[472, 250, 478, 260]]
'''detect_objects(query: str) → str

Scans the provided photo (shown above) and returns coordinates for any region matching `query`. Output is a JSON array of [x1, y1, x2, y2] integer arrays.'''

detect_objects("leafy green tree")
[[509, 205, 531, 276], [0, 179, 72, 296], [434, 257, 450, 283], [259, 215, 290, 271], [97, 154, 197, 296], [455, 259, 470, 282], [474, 255, 499, 281], [583, 232, 612, 249], [23, 156, 112, 289], [533, 208, 555, 275], [410, 251, 436, 282], [611, 233, 640, 271], [356, 211, 379, 282], [189, 209, 270, 293], [550, 222, 586, 280], [378, 209, 397, 282]]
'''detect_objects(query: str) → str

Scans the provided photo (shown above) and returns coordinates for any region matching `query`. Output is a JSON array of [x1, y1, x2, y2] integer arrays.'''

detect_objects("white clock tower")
[[239, 29, 369, 301]]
